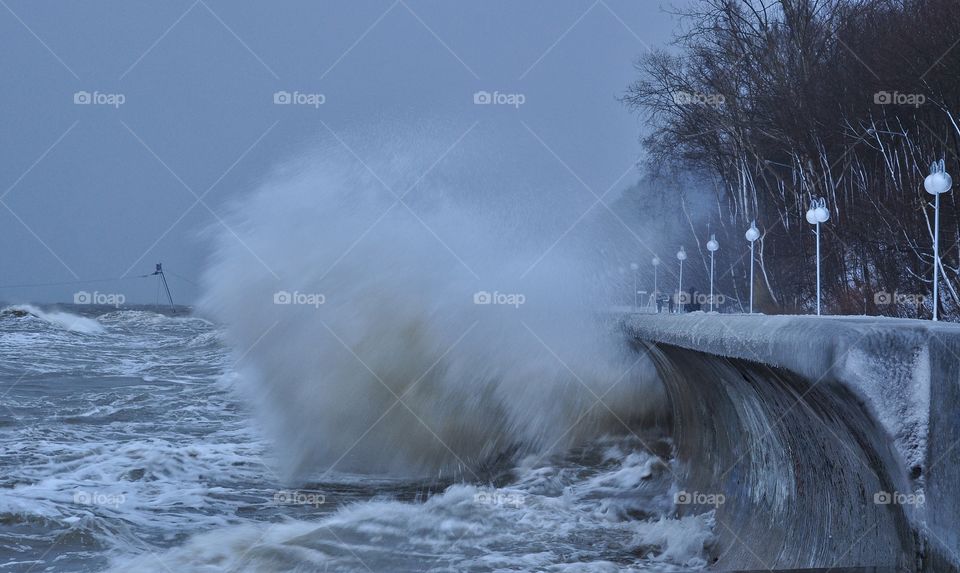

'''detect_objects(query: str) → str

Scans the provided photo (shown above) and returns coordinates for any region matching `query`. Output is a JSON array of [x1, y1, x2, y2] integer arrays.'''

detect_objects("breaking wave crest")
[[200, 138, 664, 479], [2, 304, 104, 334]]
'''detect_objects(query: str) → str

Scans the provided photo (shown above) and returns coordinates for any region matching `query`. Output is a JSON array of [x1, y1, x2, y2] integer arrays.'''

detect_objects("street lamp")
[[652, 257, 661, 313], [745, 221, 760, 314], [676, 246, 687, 313], [706, 234, 719, 312], [630, 262, 639, 312], [805, 198, 830, 315], [924, 159, 952, 321]]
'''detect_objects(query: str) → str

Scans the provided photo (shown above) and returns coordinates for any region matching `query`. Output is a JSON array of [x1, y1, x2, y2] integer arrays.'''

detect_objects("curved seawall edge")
[[624, 314, 960, 571]]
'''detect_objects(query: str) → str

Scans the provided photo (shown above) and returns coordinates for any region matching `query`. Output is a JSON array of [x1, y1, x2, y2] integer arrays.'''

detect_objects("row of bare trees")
[[624, 0, 960, 317]]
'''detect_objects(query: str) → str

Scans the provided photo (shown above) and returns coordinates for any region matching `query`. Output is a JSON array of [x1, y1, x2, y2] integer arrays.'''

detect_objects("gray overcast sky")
[[0, 0, 686, 304]]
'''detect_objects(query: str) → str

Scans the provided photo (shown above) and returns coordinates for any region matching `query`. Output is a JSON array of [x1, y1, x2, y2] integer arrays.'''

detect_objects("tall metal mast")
[[152, 263, 175, 310]]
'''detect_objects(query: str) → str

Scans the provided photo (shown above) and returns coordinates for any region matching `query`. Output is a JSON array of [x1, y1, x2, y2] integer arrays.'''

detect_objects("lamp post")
[[630, 262, 639, 312], [745, 221, 760, 314], [924, 159, 953, 321], [676, 246, 687, 313], [805, 198, 830, 315], [652, 256, 661, 308], [706, 234, 719, 312], [617, 266, 625, 309]]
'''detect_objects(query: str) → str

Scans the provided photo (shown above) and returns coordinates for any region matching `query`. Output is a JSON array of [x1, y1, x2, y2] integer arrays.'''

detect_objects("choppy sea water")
[[0, 304, 714, 572]]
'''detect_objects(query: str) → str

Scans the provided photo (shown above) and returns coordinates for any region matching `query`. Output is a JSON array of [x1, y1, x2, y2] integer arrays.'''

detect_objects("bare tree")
[[624, 0, 960, 318]]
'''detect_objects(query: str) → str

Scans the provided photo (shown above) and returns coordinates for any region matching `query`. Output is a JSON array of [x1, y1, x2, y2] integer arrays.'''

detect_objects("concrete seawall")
[[623, 313, 960, 571]]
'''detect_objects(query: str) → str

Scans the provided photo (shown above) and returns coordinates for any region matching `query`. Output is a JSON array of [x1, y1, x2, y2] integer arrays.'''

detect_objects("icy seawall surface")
[[623, 313, 960, 571]]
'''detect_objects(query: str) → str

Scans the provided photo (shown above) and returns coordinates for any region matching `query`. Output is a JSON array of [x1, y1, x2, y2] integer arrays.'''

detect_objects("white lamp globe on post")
[[706, 234, 719, 312], [805, 198, 830, 316], [630, 262, 639, 312], [676, 246, 687, 313], [745, 221, 760, 314], [924, 159, 953, 321]]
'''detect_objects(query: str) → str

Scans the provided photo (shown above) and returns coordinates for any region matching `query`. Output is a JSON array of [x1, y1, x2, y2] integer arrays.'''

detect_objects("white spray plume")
[[201, 131, 664, 479]]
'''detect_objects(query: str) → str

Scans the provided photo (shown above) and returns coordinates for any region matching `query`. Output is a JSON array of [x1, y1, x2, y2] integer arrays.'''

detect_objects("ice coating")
[[625, 312, 960, 570]]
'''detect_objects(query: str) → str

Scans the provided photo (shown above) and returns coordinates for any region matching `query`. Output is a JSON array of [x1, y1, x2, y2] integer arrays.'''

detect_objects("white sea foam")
[[109, 444, 714, 572], [3, 304, 104, 334]]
